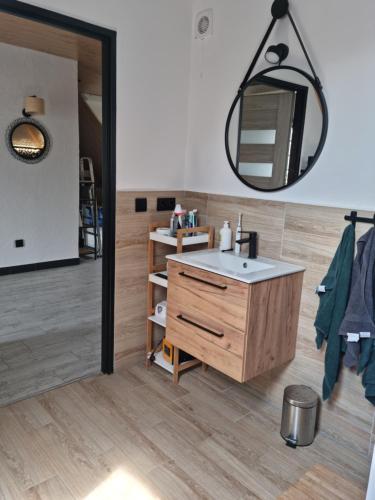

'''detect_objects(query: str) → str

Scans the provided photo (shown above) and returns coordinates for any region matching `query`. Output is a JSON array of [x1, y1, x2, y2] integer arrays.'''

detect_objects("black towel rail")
[[345, 211, 375, 227]]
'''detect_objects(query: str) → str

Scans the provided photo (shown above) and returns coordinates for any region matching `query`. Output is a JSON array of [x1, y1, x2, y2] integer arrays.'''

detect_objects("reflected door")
[[237, 84, 295, 190]]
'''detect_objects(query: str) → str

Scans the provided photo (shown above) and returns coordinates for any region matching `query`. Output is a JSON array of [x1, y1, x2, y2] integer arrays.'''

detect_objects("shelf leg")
[[177, 237, 183, 254], [146, 234, 156, 368], [173, 346, 180, 384], [208, 226, 215, 249], [146, 279, 154, 368], [148, 238, 155, 273], [146, 319, 153, 368]]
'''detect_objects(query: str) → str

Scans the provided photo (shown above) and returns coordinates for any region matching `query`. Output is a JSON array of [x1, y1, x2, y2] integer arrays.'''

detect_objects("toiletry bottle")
[[177, 211, 186, 230], [174, 204, 186, 232], [192, 209, 198, 228], [187, 211, 193, 236], [187, 209, 198, 234], [219, 221, 232, 251], [170, 203, 182, 236], [234, 213, 242, 255], [170, 211, 176, 236]]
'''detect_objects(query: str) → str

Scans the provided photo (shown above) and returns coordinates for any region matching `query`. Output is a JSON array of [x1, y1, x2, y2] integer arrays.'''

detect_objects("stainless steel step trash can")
[[281, 385, 319, 448]]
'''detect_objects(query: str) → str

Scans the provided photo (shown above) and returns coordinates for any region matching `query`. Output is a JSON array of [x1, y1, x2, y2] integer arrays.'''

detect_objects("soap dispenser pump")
[[219, 221, 232, 251]]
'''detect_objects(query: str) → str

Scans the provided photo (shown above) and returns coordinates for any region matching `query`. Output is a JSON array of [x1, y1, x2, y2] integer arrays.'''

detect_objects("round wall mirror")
[[225, 66, 328, 192], [6, 118, 50, 164]]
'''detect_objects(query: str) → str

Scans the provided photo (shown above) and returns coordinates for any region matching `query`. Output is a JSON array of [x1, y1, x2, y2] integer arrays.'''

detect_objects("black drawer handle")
[[177, 314, 224, 338], [178, 271, 227, 290]]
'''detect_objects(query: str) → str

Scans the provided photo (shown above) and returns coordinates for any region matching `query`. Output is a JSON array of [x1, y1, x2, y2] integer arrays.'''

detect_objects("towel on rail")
[[339, 227, 375, 369], [314, 224, 355, 400]]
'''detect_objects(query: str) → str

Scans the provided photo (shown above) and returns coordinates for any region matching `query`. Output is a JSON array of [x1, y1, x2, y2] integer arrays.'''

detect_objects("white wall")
[[0, 43, 79, 268], [28, 0, 193, 192], [26, 0, 375, 211], [185, 0, 375, 211]]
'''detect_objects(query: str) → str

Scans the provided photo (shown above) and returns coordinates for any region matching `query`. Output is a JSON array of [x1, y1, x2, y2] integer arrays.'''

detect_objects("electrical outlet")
[[157, 197, 175, 211], [135, 198, 147, 212], [15, 239, 25, 248]]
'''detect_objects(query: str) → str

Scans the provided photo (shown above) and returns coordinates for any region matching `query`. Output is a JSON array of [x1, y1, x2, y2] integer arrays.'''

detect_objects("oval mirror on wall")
[[6, 118, 51, 164], [226, 66, 328, 192]]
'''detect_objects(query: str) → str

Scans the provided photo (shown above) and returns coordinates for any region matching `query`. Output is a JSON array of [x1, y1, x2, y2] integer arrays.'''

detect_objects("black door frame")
[[0, 0, 116, 374]]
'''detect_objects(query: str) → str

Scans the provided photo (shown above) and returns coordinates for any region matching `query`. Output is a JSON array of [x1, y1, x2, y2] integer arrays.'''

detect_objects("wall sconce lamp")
[[265, 43, 289, 65], [22, 96, 45, 118]]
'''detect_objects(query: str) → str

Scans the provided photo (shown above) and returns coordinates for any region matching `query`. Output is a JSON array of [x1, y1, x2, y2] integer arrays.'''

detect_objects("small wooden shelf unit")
[[146, 222, 214, 382]]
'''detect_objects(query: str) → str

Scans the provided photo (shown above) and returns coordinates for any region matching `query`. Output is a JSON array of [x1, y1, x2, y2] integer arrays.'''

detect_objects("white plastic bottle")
[[234, 213, 242, 255], [219, 221, 232, 251]]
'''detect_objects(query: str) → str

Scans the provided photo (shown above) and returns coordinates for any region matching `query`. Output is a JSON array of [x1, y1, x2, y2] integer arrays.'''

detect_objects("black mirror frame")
[[224, 0, 329, 192], [6, 117, 51, 164], [225, 65, 328, 193]]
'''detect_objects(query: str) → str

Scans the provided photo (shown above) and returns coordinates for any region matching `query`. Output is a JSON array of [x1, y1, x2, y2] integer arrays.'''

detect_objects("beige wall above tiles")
[[115, 190, 374, 453]]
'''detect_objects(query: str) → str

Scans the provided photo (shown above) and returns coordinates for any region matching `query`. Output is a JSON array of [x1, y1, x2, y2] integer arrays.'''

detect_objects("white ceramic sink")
[[188, 251, 274, 275], [167, 249, 305, 284]]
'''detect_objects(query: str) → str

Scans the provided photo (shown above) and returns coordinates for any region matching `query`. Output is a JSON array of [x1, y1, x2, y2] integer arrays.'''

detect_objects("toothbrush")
[[234, 213, 242, 255]]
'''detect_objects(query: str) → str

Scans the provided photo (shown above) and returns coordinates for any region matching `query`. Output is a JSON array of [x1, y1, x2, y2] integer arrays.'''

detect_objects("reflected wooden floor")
[[0, 351, 368, 499], [0, 259, 102, 406]]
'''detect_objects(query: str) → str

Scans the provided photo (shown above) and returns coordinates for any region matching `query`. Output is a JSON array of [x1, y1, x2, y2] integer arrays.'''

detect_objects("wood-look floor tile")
[[91, 446, 160, 500], [25, 476, 75, 500], [145, 421, 253, 500], [0, 352, 369, 499], [177, 371, 250, 423], [38, 389, 114, 457], [278, 464, 365, 500], [70, 380, 171, 474], [127, 363, 189, 401], [189, 364, 236, 392], [0, 408, 54, 492], [146, 460, 211, 500]]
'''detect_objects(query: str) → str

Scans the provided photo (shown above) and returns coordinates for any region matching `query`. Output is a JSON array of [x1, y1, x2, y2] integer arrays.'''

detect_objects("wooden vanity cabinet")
[[166, 260, 304, 383]]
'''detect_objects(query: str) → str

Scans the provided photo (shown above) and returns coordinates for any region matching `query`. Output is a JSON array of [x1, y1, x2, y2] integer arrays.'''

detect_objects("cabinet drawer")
[[167, 301, 245, 357], [168, 261, 249, 333], [167, 310, 244, 382]]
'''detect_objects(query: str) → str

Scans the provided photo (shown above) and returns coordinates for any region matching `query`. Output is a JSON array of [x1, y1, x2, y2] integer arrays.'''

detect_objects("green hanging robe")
[[314, 224, 355, 400]]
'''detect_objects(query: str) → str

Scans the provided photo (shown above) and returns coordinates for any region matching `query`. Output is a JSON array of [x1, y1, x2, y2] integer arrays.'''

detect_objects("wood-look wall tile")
[[184, 191, 209, 225], [282, 203, 373, 266], [206, 194, 285, 259], [115, 190, 197, 359]]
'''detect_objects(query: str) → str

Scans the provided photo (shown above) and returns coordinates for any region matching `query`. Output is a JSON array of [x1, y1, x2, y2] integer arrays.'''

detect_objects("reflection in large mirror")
[[225, 0, 329, 192], [227, 67, 327, 191], [6, 118, 50, 163]]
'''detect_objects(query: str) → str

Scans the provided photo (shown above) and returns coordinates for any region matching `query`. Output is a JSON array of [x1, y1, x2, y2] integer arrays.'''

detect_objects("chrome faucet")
[[235, 231, 258, 259]]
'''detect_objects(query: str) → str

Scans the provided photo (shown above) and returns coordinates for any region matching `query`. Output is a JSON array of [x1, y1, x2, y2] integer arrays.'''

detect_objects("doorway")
[[0, 0, 116, 404]]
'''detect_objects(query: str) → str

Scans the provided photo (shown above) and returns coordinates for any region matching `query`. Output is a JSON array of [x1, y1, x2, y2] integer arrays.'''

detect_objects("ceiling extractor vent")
[[195, 9, 213, 39]]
